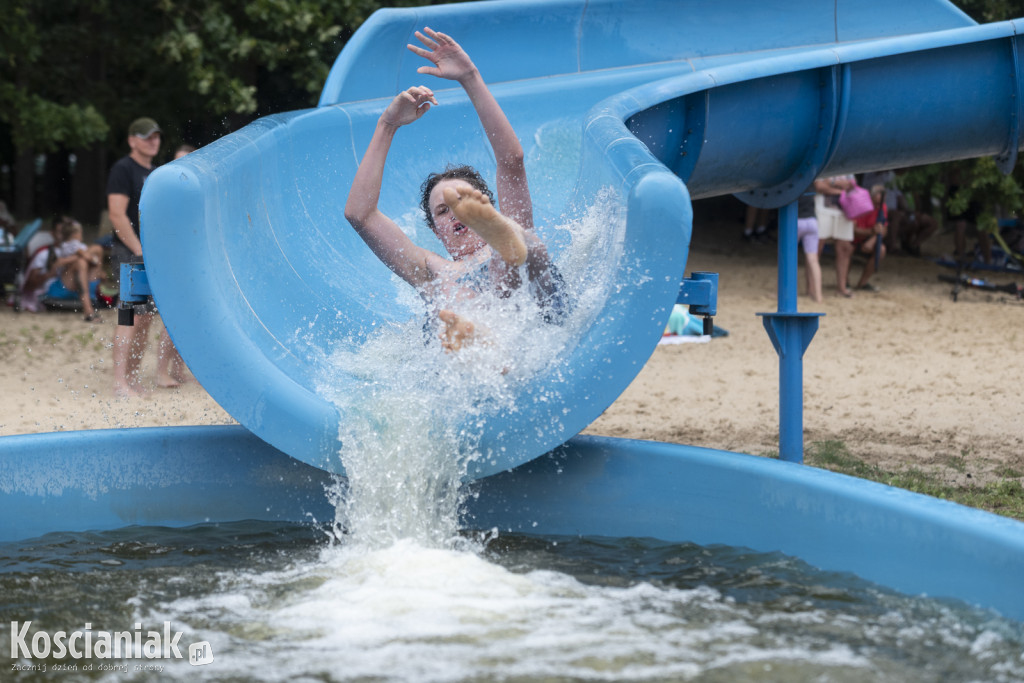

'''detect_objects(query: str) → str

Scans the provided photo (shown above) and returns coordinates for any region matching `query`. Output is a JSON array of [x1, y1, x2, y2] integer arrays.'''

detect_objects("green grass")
[[804, 440, 1024, 522]]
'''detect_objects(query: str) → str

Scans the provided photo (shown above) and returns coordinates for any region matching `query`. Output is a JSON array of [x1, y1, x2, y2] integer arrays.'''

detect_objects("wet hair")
[[419, 165, 493, 231]]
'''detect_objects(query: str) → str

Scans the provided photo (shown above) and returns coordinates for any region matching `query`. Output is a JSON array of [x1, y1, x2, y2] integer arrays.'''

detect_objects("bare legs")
[[442, 181, 557, 295], [834, 240, 854, 297], [441, 184, 527, 266], [84, 245, 106, 281], [437, 181, 561, 351], [827, 237, 885, 297], [742, 205, 770, 242], [113, 313, 154, 398], [114, 314, 189, 396], [803, 249, 823, 302], [852, 236, 885, 289], [60, 259, 97, 320], [156, 332, 189, 388]]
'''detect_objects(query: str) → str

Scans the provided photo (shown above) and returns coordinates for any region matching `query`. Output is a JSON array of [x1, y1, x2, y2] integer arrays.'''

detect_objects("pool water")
[[2, 522, 1023, 682]]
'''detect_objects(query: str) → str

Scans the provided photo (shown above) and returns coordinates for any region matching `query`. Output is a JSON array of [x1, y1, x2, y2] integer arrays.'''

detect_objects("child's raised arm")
[[344, 86, 447, 288], [408, 28, 533, 231]]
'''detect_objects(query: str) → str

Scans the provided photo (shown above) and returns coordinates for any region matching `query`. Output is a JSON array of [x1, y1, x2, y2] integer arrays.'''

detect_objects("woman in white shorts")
[[814, 175, 856, 297]]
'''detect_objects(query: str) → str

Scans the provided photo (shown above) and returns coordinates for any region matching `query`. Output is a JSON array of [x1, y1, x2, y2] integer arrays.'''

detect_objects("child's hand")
[[438, 309, 477, 352], [408, 28, 477, 83], [381, 86, 437, 128]]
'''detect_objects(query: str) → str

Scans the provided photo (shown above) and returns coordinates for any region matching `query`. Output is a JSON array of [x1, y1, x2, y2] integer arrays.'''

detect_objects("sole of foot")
[[443, 184, 527, 267]]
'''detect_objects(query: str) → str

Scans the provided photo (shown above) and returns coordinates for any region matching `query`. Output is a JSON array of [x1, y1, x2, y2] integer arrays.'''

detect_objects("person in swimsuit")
[[344, 27, 565, 352]]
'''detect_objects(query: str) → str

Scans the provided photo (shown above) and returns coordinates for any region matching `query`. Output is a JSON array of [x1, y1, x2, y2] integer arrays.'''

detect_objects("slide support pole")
[[757, 200, 823, 463]]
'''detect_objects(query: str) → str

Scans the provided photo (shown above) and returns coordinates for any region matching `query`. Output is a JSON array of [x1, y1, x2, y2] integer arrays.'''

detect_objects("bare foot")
[[114, 382, 151, 399], [442, 183, 527, 266], [156, 375, 181, 389], [438, 309, 478, 352], [169, 358, 193, 384]]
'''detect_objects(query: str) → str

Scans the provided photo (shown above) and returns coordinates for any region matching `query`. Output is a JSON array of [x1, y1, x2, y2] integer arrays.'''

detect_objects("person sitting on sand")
[[849, 184, 888, 292], [53, 217, 105, 282], [28, 216, 103, 322], [344, 27, 566, 351]]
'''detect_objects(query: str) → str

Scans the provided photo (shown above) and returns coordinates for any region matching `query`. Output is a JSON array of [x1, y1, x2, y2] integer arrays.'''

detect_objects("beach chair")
[[0, 219, 43, 311]]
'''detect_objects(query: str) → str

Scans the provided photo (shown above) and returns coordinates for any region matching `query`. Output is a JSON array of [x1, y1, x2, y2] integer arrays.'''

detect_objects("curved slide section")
[[141, 0, 1023, 478]]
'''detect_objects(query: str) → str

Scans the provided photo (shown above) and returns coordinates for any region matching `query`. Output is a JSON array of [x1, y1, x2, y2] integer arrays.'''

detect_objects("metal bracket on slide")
[[677, 271, 719, 335], [757, 310, 822, 464], [117, 257, 151, 327], [734, 64, 842, 209], [757, 312, 820, 360], [995, 34, 1024, 174]]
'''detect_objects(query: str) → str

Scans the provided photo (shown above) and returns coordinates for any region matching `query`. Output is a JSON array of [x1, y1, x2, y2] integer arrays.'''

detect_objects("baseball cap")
[[128, 117, 162, 138]]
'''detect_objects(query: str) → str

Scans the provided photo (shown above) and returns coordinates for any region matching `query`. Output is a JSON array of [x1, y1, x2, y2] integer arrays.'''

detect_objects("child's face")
[[428, 179, 487, 260]]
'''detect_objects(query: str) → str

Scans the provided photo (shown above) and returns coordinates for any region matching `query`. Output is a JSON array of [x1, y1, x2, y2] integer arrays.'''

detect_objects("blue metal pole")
[[777, 202, 799, 314], [757, 200, 823, 464], [777, 202, 802, 461]]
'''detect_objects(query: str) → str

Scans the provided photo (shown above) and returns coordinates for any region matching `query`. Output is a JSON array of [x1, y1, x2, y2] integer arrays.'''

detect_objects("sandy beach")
[[587, 201, 1024, 487], [2, 202, 1021, 490]]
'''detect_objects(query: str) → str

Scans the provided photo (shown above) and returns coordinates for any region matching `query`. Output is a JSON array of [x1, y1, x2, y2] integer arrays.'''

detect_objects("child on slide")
[[344, 27, 566, 352]]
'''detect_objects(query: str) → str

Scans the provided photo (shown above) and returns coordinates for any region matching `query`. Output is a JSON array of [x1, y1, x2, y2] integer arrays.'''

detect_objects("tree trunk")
[[41, 151, 70, 218], [71, 145, 108, 229], [14, 147, 34, 222]]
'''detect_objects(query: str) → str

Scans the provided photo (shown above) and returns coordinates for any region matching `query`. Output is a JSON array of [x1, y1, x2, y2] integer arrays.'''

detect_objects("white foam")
[[137, 539, 926, 682]]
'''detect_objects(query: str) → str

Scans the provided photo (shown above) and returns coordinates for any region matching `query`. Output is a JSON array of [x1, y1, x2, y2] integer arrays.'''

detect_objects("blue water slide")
[[7, 0, 1024, 621], [139, 0, 1024, 478]]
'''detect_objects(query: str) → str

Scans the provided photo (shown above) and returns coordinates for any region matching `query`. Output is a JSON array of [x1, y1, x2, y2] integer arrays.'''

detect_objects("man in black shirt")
[[107, 117, 181, 397]]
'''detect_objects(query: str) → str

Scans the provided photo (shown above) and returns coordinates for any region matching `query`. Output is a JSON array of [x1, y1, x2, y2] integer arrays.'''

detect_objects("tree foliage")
[[3, 0, 1024, 223], [0, 0, 440, 219], [0, 1, 109, 153], [897, 0, 1024, 231], [0, 0, 439, 151], [953, 0, 1024, 22]]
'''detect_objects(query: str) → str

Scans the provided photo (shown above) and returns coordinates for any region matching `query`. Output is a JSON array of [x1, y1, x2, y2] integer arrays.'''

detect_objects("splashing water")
[[315, 189, 626, 549]]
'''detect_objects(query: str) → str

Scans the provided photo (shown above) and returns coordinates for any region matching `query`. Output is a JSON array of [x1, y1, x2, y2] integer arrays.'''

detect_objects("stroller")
[[0, 219, 43, 311]]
